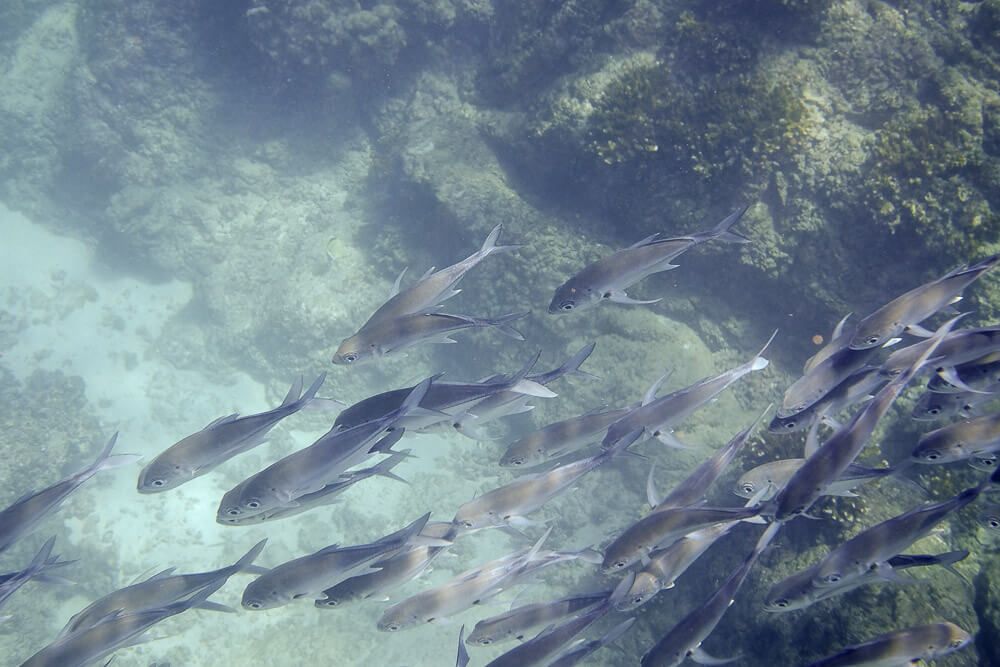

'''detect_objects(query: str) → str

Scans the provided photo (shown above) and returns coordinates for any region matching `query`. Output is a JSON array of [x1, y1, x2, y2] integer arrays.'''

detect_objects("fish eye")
[[324, 599, 339, 606], [613, 560, 626, 569], [741, 483, 755, 494], [601, 291, 612, 299], [461, 520, 474, 528], [226, 508, 241, 516], [783, 420, 797, 429], [478, 638, 492, 646], [632, 595, 644, 605], [560, 302, 574, 311], [824, 574, 841, 584], [246, 500, 261, 509], [950, 639, 965, 648], [928, 407, 941, 415], [512, 458, 523, 466], [924, 451, 940, 460], [775, 599, 789, 608], [865, 335, 880, 345], [151, 479, 165, 487], [246, 601, 262, 609], [387, 624, 399, 632]]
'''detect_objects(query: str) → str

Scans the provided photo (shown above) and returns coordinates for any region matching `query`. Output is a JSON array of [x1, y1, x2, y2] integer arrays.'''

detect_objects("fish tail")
[[382, 512, 433, 547], [371, 449, 412, 484], [549, 342, 599, 382], [279, 376, 305, 407], [297, 372, 327, 407], [485, 311, 530, 340], [749, 329, 778, 372], [84, 432, 142, 477], [688, 205, 752, 245], [232, 538, 268, 574], [478, 223, 522, 257]]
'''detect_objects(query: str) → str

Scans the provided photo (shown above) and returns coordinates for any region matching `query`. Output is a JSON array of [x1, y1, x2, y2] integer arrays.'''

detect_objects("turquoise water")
[[1, 2, 999, 666]]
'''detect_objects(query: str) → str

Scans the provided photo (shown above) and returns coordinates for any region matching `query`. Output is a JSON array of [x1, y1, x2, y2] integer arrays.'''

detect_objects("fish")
[[221, 450, 411, 525], [217, 377, 434, 524], [910, 388, 991, 421], [616, 522, 735, 611], [447, 343, 597, 439], [969, 452, 998, 473], [769, 366, 885, 433], [0, 537, 74, 613], [19, 567, 230, 667], [803, 312, 856, 374], [848, 253, 1000, 350], [377, 529, 557, 632], [770, 315, 956, 523], [925, 355, 1000, 394], [456, 626, 470, 667], [547, 617, 636, 667], [763, 550, 969, 612], [57, 539, 266, 637], [804, 622, 971, 667], [315, 521, 455, 608], [452, 429, 641, 533], [241, 513, 434, 610], [359, 223, 519, 329], [648, 407, 767, 511], [981, 504, 1000, 533], [735, 459, 896, 503], [811, 485, 983, 589], [911, 411, 1000, 464], [499, 405, 632, 467], [483, 600, 611, 667], [640, 523, 778, 667], [603, 332, 775, 449], [879, 327, 1000, 384], [0, 433, 138, 555], [332, 351, 557, 432], [466, 590, 611, 647], [332, 311, 528, 365], [778, 346, 878, 418], [548, 206, 749, 313], [602, 504, 763, 573], [137, 374, 328, 493]]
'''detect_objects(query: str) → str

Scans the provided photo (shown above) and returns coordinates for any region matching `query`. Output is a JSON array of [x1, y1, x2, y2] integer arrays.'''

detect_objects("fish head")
[[931, 623, 972, 658], [615, 571, 660, 611], [912, 435, 965, 464], [849, 321, 899, 351], [464, 626, 499, 647], [241, 580, 288, 611], [315, 591, 354, 609], [969, 453, 998, 473], [548, 280, 600, 314], [601, 541, 641, 574], [377, 603, 423, 633], [216, 483, 281, 525], [136, 458, 192, 493], [734, 476, 761, 500], [762, 591, 810, 613], [332, 334, 378, 366], [767, 412, 808, 433], [982, 509, 1000, 532]]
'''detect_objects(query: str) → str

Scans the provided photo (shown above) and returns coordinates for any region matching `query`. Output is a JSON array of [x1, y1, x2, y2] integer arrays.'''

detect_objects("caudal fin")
[[485, 312, 530, 341], [688, 205, 752, 245], [478, 223, 523, 258]]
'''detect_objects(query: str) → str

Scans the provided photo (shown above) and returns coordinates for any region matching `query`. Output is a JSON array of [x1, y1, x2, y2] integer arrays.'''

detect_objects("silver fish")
[[360, 223, 519, 329], [764, 550, 969, 613], [640, 524, 778, 667], [137, 374, 328, 493], [547, 617, 636, 667], [242, 513, 433, 610], [377, 529, 556, 632], [222, 449, 410, 525], [969, 452, 998, 473], [648, 408, 767, 511], [499, 405, 631, 468], [217, 377, 433, 523], [926, 355, 1000, 394], [770, 315, 956, 523], [811, 485, 982, 589], [315, 521, 455, 608], [616, 522, 734, 611], [735, 459, 895, 503], [549, 206, 749, 313], [58, 539, 265, 637], [602, 504, 763, 573], [20, 567, 229, 667], [332, 311, 528, 365], [769, 366, 885, 433], [910, 388, 991, 421], [0, 537, 74, 612], [849, 253, 1000, 350], [603, 332, 775, 449], [466, 590, 610, 647], [981, 504, 1000, 533], [0, 433, 138, 555], [804, 622, 971, 667], [879, 327, 1000, 383], [912, 411, 1000, 464], [333, 352, 557, 432], [452, 429, 640, 532], [779, 346, 877, 418], [483, 599, 613, 667], [456, 626, 470, 667], [803, 312, 855, 374]]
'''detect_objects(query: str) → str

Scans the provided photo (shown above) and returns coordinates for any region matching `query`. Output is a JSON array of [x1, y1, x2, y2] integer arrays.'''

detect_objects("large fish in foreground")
[[137, 374, 329, 493], [0, 433, 137, 555], [332, 311, 528, 365], [805, 622, 971, 667], [548, 206, 749, 313], [911, 410, 1000, 464], [848, 253, 1000, 350], [359, 223, 519, 329]]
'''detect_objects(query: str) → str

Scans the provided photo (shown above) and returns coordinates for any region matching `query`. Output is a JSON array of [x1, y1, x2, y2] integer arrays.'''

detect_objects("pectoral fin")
[[605, 290, 662, 306], [690, 646, 741, 665]]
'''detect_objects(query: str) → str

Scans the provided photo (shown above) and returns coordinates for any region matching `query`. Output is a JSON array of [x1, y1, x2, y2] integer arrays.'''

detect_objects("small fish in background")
[[848, 253, 1000, 350], [763, 550, 969, 613], [769, 365, 885, 433], [137, 374, 332, 493], [241, 513, 438, 611], [355, 223, 520, 330], [547, 617, 636, 667], [778, 346, 878, 420], [910, 388, 992, 421], [0, 536, 74, 614], [735, 459, 899, 503], [804, 622, 971, 667], [911, 410, 1000, 464], [603, 331, 775, 450], [55, 539, 266, 638], [548, 206, 749, 314], [332, 311, 529, 366], [0, 433, 138, 556]]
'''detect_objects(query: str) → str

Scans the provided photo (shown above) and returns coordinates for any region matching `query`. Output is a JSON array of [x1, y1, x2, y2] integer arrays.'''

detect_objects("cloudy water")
[[1, 2, 998, 666]]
